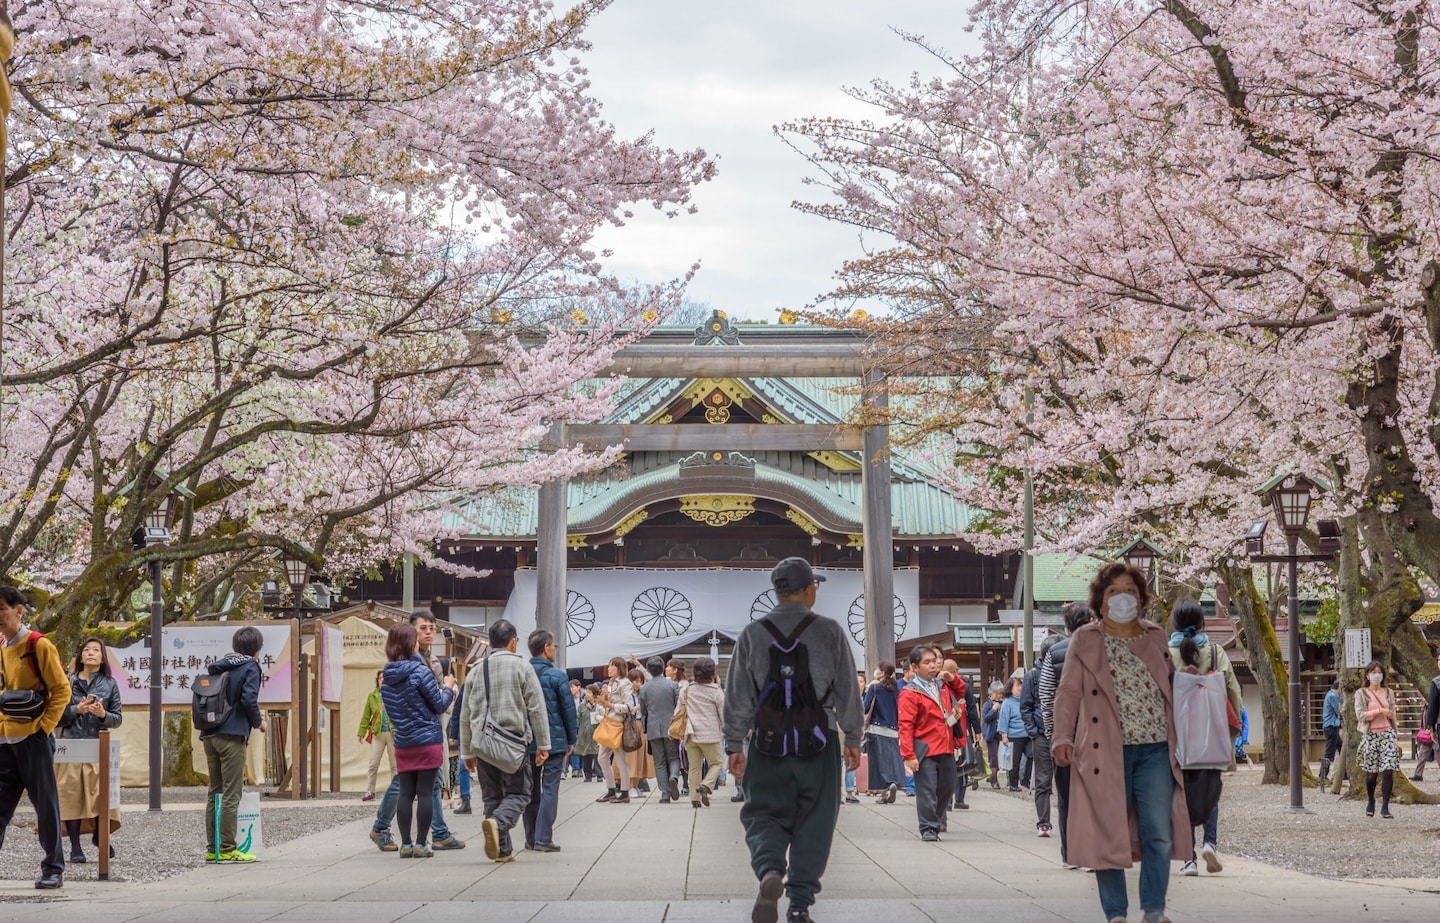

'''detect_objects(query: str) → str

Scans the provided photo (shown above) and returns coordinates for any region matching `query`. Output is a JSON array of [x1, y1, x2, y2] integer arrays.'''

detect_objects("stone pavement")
[[0, 776, 1434, 922]]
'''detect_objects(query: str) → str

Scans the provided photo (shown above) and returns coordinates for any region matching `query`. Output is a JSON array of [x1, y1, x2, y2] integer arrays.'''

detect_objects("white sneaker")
[[1201, 842, 1223, 874], [1180, 859, 1199, 877], [629, 788, 643, 798]]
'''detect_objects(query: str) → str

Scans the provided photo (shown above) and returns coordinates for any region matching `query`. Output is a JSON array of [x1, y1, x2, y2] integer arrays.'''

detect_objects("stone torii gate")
[[534, 314, 894, 670]]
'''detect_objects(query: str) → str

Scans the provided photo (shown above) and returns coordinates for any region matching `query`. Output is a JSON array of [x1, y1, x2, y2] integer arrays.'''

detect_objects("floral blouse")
[[1104, 634, 1168, 745]]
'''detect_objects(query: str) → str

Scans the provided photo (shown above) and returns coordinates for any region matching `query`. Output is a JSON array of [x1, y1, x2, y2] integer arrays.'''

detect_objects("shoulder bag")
[[0, 632, 49, 721], [595, 714, 625, 751], [668, 686, 690, 741], [622, 709, 645, 752], [474, 652, 528, 774]]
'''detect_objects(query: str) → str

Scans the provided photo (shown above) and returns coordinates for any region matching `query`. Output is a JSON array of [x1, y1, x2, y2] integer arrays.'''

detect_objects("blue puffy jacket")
[[199, 654, 263, 741], [380, 657, 454, 749], [530, 656, 578, 754]]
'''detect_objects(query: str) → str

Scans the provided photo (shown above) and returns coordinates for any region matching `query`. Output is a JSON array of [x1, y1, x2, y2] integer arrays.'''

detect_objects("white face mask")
[[1107, 593, 1139, 623], [1369, 673, 1384, 686]]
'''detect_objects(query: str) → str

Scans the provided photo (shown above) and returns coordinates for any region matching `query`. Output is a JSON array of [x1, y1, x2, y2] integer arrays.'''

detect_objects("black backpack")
[[751, 614, 830, 758], [192, 671, 234, 731]]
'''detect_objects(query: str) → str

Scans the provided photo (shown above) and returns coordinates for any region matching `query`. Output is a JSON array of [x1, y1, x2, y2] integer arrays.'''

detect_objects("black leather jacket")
[[57, 672, 123, 739]]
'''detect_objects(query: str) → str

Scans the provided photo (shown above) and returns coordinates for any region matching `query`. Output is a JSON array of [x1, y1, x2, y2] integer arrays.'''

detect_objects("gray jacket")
[[458, 648, 551, 757], [722, 601, 864, 754], [636, 675, 679, 740]]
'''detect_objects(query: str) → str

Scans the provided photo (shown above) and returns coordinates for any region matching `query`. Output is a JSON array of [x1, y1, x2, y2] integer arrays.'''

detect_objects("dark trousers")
[[0, 733, 65, 876], [740, 728, 842, 911], [1007, 737, 1032, 789], [521, 755, 564, 847], [650, 737, 681, 796], [914, 753, 956, 836], [580, 753, 598, 780], [474, 757, 533, 856], [986, 738, 1000, 783], [1323, 726, 1342, 762], [1055, 764, 1071, 862], [1031, 734, 1054, 828]]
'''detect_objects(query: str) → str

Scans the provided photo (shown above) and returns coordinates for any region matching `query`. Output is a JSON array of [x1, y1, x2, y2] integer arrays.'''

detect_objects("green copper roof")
[[446, 369, 983, 542]]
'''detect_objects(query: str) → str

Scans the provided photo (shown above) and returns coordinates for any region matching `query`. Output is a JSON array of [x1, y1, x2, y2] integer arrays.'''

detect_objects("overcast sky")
[[581, 1, 977, 322]]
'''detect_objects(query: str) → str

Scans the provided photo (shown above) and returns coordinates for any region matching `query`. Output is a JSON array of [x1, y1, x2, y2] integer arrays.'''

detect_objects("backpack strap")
[[760, 614, 818, 646], [21, 631, 46, 694]]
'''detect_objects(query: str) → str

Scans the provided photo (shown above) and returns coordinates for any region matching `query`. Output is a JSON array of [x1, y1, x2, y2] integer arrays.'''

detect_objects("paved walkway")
[[1, 777, 1434, 922]]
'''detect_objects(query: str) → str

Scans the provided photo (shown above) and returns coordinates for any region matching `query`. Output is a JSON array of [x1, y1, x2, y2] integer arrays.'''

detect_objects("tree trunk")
[[1217, 562, 1290, 785], [162, 712, 209, 786], [1329, 509, 1440, 804]]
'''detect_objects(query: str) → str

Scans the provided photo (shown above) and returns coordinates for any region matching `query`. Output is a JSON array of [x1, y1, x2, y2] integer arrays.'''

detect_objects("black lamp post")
[[136, 484, 178, 814], [281, 551, 314, 798], [1247, 471, 1336, 813]]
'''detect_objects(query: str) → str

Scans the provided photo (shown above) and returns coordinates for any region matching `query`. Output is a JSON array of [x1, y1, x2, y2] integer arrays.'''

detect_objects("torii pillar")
[[535, 423, 568, 669], [861, 368, 894, 672]]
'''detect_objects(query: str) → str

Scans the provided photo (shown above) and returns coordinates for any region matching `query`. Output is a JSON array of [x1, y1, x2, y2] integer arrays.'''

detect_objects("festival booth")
[[315, 602, 489, 793]]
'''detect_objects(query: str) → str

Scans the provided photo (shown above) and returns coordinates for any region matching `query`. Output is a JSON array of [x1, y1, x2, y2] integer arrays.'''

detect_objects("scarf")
[[1168, 627, 1208, 649]]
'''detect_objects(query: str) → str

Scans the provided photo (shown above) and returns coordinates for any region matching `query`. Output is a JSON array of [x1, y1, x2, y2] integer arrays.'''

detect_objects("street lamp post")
[[135, 486, 178, 814], [282, 553, 312, 798], [1246, 472, 1338, 813]]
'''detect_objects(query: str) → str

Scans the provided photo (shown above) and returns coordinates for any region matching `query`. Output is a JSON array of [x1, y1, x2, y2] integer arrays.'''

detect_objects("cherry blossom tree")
[[786, 0, 1440, 792], [2, 0, 714, 645]]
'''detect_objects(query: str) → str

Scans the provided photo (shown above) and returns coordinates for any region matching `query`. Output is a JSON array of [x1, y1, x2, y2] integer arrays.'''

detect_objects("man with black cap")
[[724, 557, 863, 923]]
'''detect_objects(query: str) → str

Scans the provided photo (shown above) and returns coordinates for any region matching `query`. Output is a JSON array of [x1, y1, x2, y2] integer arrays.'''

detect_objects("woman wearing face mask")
[[1052, 562, 1191, 923], [1355, 660, 1400, 818]]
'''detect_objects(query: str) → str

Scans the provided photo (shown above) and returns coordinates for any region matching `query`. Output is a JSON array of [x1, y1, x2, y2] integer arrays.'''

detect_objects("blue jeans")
[[373, 771, 452, 840], [1094, 742, 1173, 922], [522, 755, 564, 846], [457, 761, 471, 799], [1202, 802, 1217, 848]]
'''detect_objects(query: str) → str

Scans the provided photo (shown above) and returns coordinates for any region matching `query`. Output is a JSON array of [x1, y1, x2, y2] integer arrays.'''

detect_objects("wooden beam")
[[604, 345, 868, 378], [569, 423, 863, 451]]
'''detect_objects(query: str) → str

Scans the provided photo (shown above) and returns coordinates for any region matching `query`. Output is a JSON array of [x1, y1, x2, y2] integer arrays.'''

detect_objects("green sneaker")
[[218, 849, 256, 862], [205, 850, 219, 862]]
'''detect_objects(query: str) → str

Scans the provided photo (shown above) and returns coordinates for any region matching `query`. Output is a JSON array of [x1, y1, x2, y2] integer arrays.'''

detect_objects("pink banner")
[[108, 623, 295, 706]]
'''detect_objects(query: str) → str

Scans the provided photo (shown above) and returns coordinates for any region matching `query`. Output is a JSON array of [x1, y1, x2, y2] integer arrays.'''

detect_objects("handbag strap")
[[481, 650, 494, 723]]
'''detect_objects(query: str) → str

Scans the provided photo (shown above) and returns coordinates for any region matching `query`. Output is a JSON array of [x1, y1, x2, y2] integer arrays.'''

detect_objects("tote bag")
[[595, 715, 625, 751], [668, 688, 690, 741], [1173, 670, 1232, 770]]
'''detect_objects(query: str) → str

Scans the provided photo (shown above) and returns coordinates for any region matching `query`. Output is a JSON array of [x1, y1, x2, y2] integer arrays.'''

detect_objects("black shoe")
[[1411, 775, 1424, 782], [69, 847, 86, 864], [753, 869, 784, 923], [670, 777, 681, 801], [954, 802, 969, 810], [886, 782, 898, 804], [35, 872, 62, 890], [596, 789, 618, 803], [786, 908, 813, 923], [454, 798, 473, 815], [613, 792, 630, 804], [533, 842, 561, 852], [732, 790, 745, 803], [1008, 786, 1022, 792], [697, 784, 711, 807]]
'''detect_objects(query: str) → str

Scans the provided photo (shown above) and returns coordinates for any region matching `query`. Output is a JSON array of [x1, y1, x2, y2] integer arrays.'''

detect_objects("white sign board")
[[53, 737, 121, 802], [1344, 628, 1372, 669], [109, 623, 294, 706]]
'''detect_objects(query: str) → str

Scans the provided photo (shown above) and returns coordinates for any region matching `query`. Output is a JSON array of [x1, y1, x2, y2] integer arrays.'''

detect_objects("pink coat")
[[1051, 621, 1193, 870]]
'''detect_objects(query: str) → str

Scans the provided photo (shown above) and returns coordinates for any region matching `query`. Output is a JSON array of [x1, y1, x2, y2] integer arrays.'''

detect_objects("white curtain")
[[502, 567, 920, 667]]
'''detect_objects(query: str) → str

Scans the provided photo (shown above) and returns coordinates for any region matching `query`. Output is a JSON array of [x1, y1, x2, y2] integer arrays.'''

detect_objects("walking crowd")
[[0, 552, 1434, 923]]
